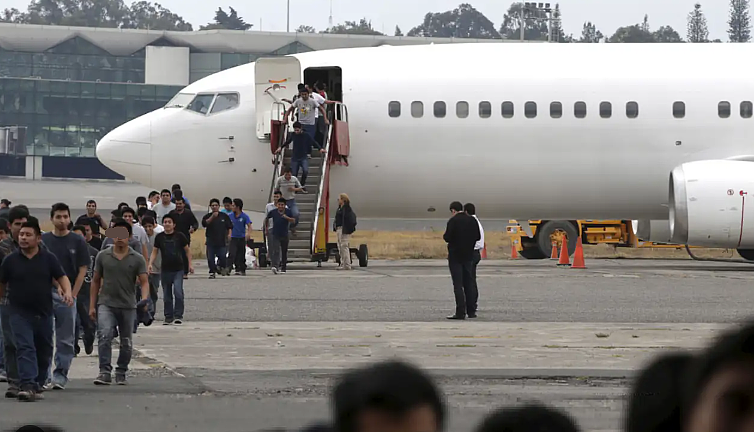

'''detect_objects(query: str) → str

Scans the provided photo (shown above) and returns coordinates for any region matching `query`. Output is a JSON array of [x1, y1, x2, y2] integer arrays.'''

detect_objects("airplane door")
[[255, 57, 301, 140]]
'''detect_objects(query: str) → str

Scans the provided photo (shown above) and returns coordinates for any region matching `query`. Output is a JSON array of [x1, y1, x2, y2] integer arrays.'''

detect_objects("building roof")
[[0, 23, 532, 56]]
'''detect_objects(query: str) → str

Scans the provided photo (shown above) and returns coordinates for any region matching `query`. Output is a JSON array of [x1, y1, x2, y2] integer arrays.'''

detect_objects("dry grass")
[[40, 222, 741, 261]]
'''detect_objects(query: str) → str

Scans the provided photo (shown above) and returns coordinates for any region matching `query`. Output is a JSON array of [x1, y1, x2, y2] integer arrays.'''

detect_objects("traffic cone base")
[[557, 238, 571, 266], [510, 243, 519, 260], [481, 243, 488, 259], [572, 237, 587, 269], [550, 243, 558, 260]]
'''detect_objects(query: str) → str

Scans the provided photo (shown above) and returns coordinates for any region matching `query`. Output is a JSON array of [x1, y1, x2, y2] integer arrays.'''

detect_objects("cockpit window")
[[187, 94, 215, 115], [165, 92, 195, 109], [210, 93, 240, 114]]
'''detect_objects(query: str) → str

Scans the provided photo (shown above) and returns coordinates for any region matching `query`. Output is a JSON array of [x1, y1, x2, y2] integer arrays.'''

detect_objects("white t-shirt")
[[473, 215, 485, 251], [154, 202, 176, 224], [310, 92, 325, 118]]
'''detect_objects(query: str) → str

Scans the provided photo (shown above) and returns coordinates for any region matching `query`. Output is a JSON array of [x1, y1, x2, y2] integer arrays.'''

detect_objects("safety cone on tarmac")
[[572, 237, 587, 269], [481, 243, 488, 259], [510, 241, 519, 260], [550, 242, 558, 260], [557, 237, 571, 267]]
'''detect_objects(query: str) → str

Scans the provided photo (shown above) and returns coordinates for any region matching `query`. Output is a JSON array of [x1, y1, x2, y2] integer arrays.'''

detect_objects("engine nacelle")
[[632, 219, 672, 243], [669, 160, 754, 248]]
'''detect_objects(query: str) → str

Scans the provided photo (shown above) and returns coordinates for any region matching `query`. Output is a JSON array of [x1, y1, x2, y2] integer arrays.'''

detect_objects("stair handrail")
[[311, 105, 337, 254], [264, 119, 288, 248]]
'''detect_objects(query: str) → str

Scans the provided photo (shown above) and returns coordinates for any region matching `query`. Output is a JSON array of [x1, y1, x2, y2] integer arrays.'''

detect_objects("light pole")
[[520, 2, 556, 42], [287, 0, 290, 32]]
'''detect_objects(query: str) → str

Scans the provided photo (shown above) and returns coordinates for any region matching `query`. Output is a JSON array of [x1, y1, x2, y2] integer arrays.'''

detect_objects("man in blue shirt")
[[171, 184, 191, 210], [276, 121, 325, 189], [227, 198, 252, 276], [265, 198, 295, 274], [0, 217, 73, 402]]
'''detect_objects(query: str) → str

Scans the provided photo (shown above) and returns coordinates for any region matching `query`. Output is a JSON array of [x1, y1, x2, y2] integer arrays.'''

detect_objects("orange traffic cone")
[[481, 243, 488, 259], [550, 242, 558, 260], [557, 237, 571, 267], [510, 242, 519, 260], [572, 237, 586, 269]]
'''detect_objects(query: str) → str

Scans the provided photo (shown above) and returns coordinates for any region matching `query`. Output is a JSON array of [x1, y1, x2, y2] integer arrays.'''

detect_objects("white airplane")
[[96, 42, 754, 261]]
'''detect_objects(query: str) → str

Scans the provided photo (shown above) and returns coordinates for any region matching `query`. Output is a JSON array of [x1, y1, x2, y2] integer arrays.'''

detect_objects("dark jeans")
[[0, 304, 19, 389], [472, 249, 481, 286], [161, 271, 185, 320], [206, 244, 227, 274], [96, 305, 136, 375], [448, 259, 478, 317], [228, 238, 246, 273], [74, 293, 95, 349], [7, 306, 53, 392], [148, 274, 160, 317], [181, 241, 189, 275], [291, 157, 309, 186], [272, 236, 290, 271]]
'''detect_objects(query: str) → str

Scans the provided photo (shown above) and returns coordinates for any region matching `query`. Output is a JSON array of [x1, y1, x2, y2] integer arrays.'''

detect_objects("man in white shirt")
[[464, 203, 484, 291], [154, 189, 176, 224]]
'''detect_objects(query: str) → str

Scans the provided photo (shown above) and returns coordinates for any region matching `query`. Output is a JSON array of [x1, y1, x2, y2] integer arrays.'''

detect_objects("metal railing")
[[310, 105, 340, 255], [263, 120, 288, 250]]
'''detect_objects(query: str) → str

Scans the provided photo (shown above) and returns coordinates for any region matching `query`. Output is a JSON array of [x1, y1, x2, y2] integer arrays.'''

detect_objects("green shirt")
[[94, 247, 147, 309]]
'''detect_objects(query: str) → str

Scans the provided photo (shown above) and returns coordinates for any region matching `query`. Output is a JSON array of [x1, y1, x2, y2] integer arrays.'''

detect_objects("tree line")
[[0, 0, 751, 43]]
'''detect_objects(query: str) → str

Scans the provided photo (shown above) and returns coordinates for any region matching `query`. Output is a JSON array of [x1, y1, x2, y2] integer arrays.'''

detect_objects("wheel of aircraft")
[[737, 249, 754, 261], [519, 246, 548, 260], [534, 220, 579, 259], [357, 244, 369, 267]]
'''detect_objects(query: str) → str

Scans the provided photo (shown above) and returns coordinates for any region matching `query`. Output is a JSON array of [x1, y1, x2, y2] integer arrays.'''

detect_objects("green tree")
[[728, 0, 751, 42], [394, 25, 403, 36], [0, 8, 25, 22], [22, 0, 128, 27], [295, 24, 316, 33], [640, 14, 650, 32], [687, 3, 709, 42], [549, 4, 572, 42], [579, 21, 603, 42], [124, 1, 192, 31], [407, 3, 499, 39], [653, 25, 683, 42], [499, 2, 549, 40], [200, 6, 252, 30], [324, 18, 383, 35], [609, 24, 656, 42]]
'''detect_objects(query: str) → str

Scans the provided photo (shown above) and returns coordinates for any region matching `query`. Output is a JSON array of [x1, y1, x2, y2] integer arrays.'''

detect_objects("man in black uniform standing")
[[443, 201, 480, 320]]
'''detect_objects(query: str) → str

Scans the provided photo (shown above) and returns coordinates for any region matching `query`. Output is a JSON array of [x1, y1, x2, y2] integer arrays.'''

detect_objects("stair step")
[[289, 239, 310, 249]]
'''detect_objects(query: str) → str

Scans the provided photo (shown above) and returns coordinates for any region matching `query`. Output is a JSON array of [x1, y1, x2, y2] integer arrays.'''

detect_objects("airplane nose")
[[96, 117, 152, 182]]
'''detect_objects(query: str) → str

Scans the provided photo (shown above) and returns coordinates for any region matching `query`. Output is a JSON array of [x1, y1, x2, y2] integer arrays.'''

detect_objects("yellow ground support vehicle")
[[506, 220, 688, 259]]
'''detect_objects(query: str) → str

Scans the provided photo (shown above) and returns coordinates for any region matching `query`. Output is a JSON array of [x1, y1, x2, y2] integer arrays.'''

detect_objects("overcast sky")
[[7, 0, 734, 40]]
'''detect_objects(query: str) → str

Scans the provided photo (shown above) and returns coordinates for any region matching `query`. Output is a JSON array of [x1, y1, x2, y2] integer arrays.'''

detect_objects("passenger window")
[[600, 102, 612, 118], [673, 101, 685, 118], [550, 102, 562, 118], [501, 101, 514, 118], [626, 101, 639, 118], [479, 101, 491, 118], [718, 101, 731, 118], [742, 101, 753, 118], [187, 94, 215, 115], [388, 101, 401, 118], [574, 101, 587, 118], [411, 101, 423, 118], [434, 101, 446, 118], [210, 93, 239, 114], [524, 102, 537, 118], [456, 101, 469, 118]]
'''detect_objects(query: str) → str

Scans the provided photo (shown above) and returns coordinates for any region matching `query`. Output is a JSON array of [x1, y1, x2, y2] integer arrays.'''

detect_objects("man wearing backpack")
[[333, 193, 356, 271]]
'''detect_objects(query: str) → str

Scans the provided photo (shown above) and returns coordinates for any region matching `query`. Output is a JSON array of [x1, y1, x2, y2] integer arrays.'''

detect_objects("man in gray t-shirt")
[[274, 167, 304, 227], [285, 90, 328, 140], [89, 225, 149, 385]]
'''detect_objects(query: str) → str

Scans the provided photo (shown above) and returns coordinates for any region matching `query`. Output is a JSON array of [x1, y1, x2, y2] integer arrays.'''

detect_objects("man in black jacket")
[[442, 201, 480, 320]]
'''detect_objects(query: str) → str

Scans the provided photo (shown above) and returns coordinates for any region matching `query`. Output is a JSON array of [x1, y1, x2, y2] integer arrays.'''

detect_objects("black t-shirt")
[[170, 210, 198, 244], [88, 236, 103, 250], [41, 232, 90, 284], [76, 214, 105, 236], [154, 232, 189, 273], [202, 212, 232, 247], [0, 249, 65, 316]]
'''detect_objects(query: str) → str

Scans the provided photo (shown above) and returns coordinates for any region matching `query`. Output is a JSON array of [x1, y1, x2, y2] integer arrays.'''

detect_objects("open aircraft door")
[[255, 57, 301, 141]]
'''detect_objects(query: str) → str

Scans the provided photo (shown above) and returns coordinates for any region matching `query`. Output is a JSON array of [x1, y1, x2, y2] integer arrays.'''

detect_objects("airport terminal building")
[[0, 23, 508, 180]]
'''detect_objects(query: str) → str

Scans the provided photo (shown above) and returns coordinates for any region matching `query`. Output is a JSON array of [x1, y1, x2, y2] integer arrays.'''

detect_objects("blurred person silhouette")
[[475, 402, 580, 432]]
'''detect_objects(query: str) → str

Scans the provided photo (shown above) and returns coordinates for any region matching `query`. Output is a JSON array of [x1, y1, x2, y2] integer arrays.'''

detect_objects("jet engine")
[[632, 220, 672, 243], [669, 160, 754, 249]]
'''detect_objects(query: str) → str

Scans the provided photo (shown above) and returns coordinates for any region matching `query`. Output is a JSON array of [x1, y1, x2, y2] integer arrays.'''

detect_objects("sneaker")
[[17, 390, 35, 402], [280, 269, 287, 274], [271, 267, 278, 274], [209, 273, 216, 279], [0, 371, 7, 383], [163, 319, 173, 326], [42, 382, 53, 391], [173, 319, 183, 325], [51, 381, 66, 390], [5, 387, 18, 398], [234, 271, 242, 276], [115, 374, 127, 385], [93, 373, 112, 385], [32, 391, 44, 400]]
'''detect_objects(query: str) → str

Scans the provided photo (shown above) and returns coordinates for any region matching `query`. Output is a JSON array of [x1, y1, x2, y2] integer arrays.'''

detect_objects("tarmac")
[[2, 179, 754, 431]]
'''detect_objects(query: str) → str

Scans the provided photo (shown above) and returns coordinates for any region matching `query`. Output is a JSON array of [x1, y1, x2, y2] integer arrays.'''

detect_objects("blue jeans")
[[206, 245, 227, 274], [7, 306, 53, 392], [287, 199, 300, 226], [97, 305, 136, 375], [161, 271, 185, 320], [302, 123, 316, 139], [50, 292, 76, 386], [291, 157, 310, 186]]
